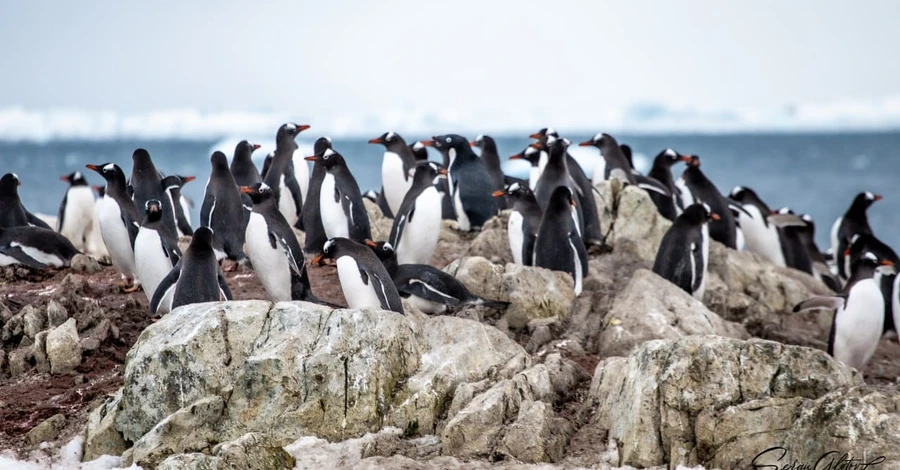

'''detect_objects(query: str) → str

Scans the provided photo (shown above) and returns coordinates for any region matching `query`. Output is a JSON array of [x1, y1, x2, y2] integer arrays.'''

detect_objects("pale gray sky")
[[1, 0, 899, 123]]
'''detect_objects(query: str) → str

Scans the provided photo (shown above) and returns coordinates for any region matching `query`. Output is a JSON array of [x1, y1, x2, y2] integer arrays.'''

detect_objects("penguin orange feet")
[[221, 259, 238, 272], [119, 279, 141, 293]]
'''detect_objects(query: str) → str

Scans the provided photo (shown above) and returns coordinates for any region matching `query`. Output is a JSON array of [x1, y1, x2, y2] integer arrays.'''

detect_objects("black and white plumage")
[[130, 149, 178, 240], [509, 145, 547, 189], [200, 151, 247, 263], [679, 156, 738, 249], [56, 171, 96, 251], [230, 140, 263, 188], [495, 182, 542, 266], [431, 134, 498, 231], [388, 161, 445, 265], [369, 131, 419, 218], [161, 175, 195, 237], [134, 199, 182, 308], [767, 207, 813, 274], [367, 240, 508, 314], [86, 163, 141, 286], [652, 203, 717, 299], [313, 237, 403, 314], [150, 227, 233, 315], [729, 186, 786, 267], [302, 137, 333, 255], [791, 213, 842, 292], [794, 254, 891, 370], [648, 149, 688, 214], [471, 135, 508, 210], [0, 225, 80, 269], [0, 173, 51, 230], [409, 140, 429, 162], [831, 192, 881, 281], [263, 123, 310, 227], [578, 132, 636, 185], [305, 147, 372, 244], [534, 186, 588, 296]]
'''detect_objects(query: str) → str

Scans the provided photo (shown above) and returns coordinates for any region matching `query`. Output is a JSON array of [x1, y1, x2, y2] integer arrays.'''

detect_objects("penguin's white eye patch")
[[386, 131, 395, 141], [323, 239, 334, 252], [509, 182, 520, 192], [665, 148, 677, 158], [546, 127, 556, 136], [383, 242, 393, 251], [702, 202, 712, 213], [863, 252, 877, 261], [103, 164, 115, 172], [524, 147, 537, 155], [323, 149, 335, 159], [802, 214, 812, 222], [865, 191, 875, 200], [592, 132, 603, 142], [325, 136, 332, 143], [260, 183, 271, 192], [74, 172, 82, 179], [444, 137, 452, 144]]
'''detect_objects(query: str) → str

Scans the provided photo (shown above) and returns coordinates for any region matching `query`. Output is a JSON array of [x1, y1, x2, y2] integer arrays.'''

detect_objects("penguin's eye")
[[445, 137, 452, 144]]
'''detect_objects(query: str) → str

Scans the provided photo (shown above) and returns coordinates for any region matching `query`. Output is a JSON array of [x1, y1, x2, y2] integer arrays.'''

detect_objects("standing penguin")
[[134, 199, 182, 308], [131, 149, 178, 240], [263, 123, 310, 227], [230, 140, 263, 188], [241, 182, 319, 303], [0, 173, 51, 229], [87, 185, 110, 260], [313, 237, 403, 314], [368, 131, 419, 218], [729, 186, 786, 267], [86, 163, 141, 289], [652, 203, 718, 300], [161, 175, 195, 237], [0, 225, 80, 269], [409, 140, 429, 162], [648, 149, 688, 214], [534, 186, 588, 296], [768, 208, 814, 274], [388, 161, 445, 265], [495, 182, 542, 266], [305, 147, 372, 243], [200, 151, 247, 264], [431, 134, 498, 231], [831, 192, 881, 280], [509, 145, 547, 189], [471, 135, 507, 209], [679, 156, 738, 249], [578, 133, 636, 185], [302, 136, 333, 255], [57, 171, 96, 251], [150, 227, 233, 315], [792, 214, 841, 292], [794, 254, 891, 370]]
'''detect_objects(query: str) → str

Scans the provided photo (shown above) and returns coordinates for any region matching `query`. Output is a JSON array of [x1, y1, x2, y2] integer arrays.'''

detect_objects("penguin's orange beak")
[[529, 142, 543, 149], [183, 176, 196, 183], [91, 185, 102, 192], [312, 254, 325, 266], [881, 260, 894, 266], [298, 124, 311, 132], [469, 141, 478, 147], [437, 168, 448, 175], [681, 156, 693, 163], [711, 213, 721, 221], [368, 137, 383, 145], [59, 175, 70, 182], [844, 248, 852, 256], [492, 190, 505, 197], [419, 140, 434, 147], [304, 155, 319, 162], [577, 140, 593, 147], [509, 153, 523, 160], [529, 132, 542, 139], [85, 164, 99, 171], [239, 186, 253, 194], [875, 194, 884, 201], [252, 144, 261, 150], [364, 239, 378, 248]]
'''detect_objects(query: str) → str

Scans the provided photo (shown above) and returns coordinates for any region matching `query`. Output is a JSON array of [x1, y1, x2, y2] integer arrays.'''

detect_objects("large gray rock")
[[46, 318, 81, 374], [597, 269, 748, 357], [583, 335, 862, 468], [465, 213, 514, 265], [364, 199, 393, 242], [22, 305, 46, 339], [126, 395, 225, 468], [157, 432, 296, 470], [593, 180, 672, 262], [26, 413, 66, 445], [83, 390, 127, 461]]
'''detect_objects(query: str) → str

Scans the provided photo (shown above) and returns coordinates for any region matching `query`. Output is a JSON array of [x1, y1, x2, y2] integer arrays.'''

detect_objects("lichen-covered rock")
[[465, 213, 513, 264], [46, 318, 81, 374], [364, 199, 394, 242], [497, 400, 572, 463], [126, 395, 225, 468], [45, 300, 69, 328], [22, 305, 46, 339], [26, 413, 66, 445], [594, 180, 672, 262], [70, 253, 102, 273], [32, 331, 49, 373], [83, 390, 127, 461], [597, 269, 748, 357]]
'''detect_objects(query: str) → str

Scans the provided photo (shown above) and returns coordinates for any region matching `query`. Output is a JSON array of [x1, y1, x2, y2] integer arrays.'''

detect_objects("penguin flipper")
[[25, 210, 52, 230], [768, 212, 806, 228], [217, 269, 233, 301], [57, 192, 68, 232], [0, 246, 49, 270], [362, 265, 402, 313], [199, 193, 215, 228], [376, 188, 394, 218], [160, 236, 182, 265], [119, 209, 140, 247], [793, 295, 845, 313], [389, 210, 409, 248], [570, 231, 589, 275], [523, 233, 537, 267], [150, 262, 181, 314], [399, 279, 462, 306]]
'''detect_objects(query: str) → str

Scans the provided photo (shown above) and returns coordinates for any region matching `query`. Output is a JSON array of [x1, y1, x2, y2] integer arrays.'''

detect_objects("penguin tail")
[[792, 295, 844, 313], [475, 297, 510, 310]]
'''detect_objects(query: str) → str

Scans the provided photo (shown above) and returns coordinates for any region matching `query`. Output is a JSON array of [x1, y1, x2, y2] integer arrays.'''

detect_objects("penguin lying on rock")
[[312, 237, 403, 314], [0, 225, 80, 269]]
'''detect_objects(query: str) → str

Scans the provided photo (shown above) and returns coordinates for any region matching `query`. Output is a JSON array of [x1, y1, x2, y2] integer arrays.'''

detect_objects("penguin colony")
[[2, 124, 897, 374]]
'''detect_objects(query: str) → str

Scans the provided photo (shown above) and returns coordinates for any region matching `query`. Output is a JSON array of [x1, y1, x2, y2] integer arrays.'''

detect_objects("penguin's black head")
[[681, 203, 719, 225], [236, 140, 262, 156], [411, 160, 445, 183], [430, 134, 469, 151], [495, 181, 535, 200], [578, 132, 615, 149], [313, 136, 333, 156], [470, 134, 497, 153], [0, 173, 21, 194], [313, 237, 357, 265], [278, 122, 310, 138], [304, 148, 345, 169], [529, 127, 558, 143], [60, 171, 88, 186], [239, 182, 274, 204], [368, 131, 404, 148], [364, 239, 395, 259], [545, 135, 570, 153], [132, 148, 153, 164], [548, 186, 577, 211], [653, 148, 685, 167], [682, 155, 701, 167], [409, 140, 429, 161], [161, 175, 183, 191], [85, 163, 124, 182], [210, 151, 229, 169], [851, 191, 882, 211], [509, 145, 541, 165], [191, 226, 215, 248], [145, 199, 163, 221]]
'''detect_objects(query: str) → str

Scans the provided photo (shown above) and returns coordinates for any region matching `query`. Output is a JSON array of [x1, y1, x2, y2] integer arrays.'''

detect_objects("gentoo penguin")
[[495, 182, 542, 266], [130, 149, 178, 240], [56, 171, 96, 251], [767, 207, 813, 274], [471, 135, 508, 209], [532, 137, 574, 212], [794, 254, 891, 370], [260, 153, 273, 180], [791, 213, 841, 292], [409, 140, 429, 161], [230, 140, 263, 188], [200, 151, 247, 263], [509, 145, 547, 189], [313, 237, 403, 314], [578, 133, 636, 185], [430, 134, 498, 231], [619, 144, 637, 173], [652, 203, 717, 299], [646, 148, 689, 215], [150, 227, 233, 316], [240, 182, 319, 303], [0, 173, 51, 229], [134, 199, 182, 308], [368, 131, 419, 218], [0, 226, 80, 269], [161, 175, 195, 237], [305, 147, 372, 243], [388, 161, 445, 265], [678, 156, 738, 249], [366, 240, 508, 314], [534, 186, 588, 296], [86, 163, 141, 289], [844, 233, 900, 279], [730, 186, 785, 266], [262, 123, 310, 227], [831, 192, 881, 280], [302, 137, 333, 255], [87, 185, 110, 260]]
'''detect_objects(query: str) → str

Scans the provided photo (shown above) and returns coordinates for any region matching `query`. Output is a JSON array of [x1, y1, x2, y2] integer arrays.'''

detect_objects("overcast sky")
[[2, 0, 899, 121]]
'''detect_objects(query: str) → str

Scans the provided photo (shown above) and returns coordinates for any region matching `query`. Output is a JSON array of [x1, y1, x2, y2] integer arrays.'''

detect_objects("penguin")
[[150, 227, 233, 316], [533, 186, 588, 296], [647, 149, 687, 213], [86, 163, 141, 289], [509, 145, 547, 189], [409, 140, 429, 161], [844, 233, 900, 280], [368, 131, 419, 218], [161, 175, 195, 237], [532, 137, 574, 212], [240, 182, 319, 303], [302, 137, 333, 255], [87, 185, 110, 260], [619, 144, 637, 174], [495, 182, 542, 266], [56, 171, 96, 251], [130, 149, 178, 240], [134, 199, 182, 308], [793, 253, 891, 371], [388, 161, 445, 265], [260, 153, 274, 180], [0, 225, 80, 269], [678, 156, 738, 249], [0, 173, 52, 230], [304, 147, 372, 243], [577, 133, 636, 185], [652, 203, 717, 300], [430, 134, 498, 231], [199, 151, 247, 263], [831, 192, 881, 280], [767, 208, 813, 274], [792, 214, 841, 292], [434, 163, 457, 221], [366, 240, 508, 314], [471, 135, 508, 209], [729, 186, 786, 267], [312, 237, 403, 314], [262, 123, 310, 227], [230, 140, 263, 188]]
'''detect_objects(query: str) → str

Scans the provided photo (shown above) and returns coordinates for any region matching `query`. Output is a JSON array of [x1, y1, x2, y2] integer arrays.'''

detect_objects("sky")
[[1, 0, 899, 136]]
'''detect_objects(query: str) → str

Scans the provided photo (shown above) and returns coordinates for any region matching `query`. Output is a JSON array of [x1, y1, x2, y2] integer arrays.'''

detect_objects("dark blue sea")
[[2, 131, 899, 251]]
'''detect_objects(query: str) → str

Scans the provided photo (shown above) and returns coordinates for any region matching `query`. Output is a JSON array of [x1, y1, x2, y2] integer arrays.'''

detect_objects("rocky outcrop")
[[593, 179, 672, 262], [156, 432, 296, 470], [46, 318, 81, 374], [464, 213, 514, 265], [83, 390, 127, 461]]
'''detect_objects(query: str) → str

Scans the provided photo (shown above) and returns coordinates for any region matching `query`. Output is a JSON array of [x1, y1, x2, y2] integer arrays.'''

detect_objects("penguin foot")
[[122, 283, 141, 293], [221, 260, 239, 272]]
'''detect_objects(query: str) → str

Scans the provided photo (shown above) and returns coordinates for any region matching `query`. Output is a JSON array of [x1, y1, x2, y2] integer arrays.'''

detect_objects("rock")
[[0, 299, 13, 324], [583, 335, 861, 468], [364, 199, 393, 242], [497, 400, 572, 463], [80, 337, 101, 352], [22, 305, 46, 339], [1, 310, 23, 342], [26, 413, 66, 445], [46, 318, 81, 374], [127, 395, 225, 468], [594, 180, 672, 262], [0, 350, 6, 377], [84, 318, 111, 344], [84, 390, 127, 461], [45, 300, 69, 328], [465, 213, 513, 264], [74, 374, 85, 384], [71, 253, 102, 273], [597, 269, 748, 357], [32, 331, 50, 373], [7, 347, 31, 376], [73, 303, 104, 333], [156, 432, 297, 470]]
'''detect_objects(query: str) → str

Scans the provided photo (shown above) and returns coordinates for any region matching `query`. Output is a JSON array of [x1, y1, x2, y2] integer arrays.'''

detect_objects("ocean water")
[[1, 131, 899, 251]]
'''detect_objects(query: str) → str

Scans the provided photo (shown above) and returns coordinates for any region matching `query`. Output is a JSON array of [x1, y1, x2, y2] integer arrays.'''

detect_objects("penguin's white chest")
[[396, 187, 442, 265], [320, 173, 349, 239], [59, 186, 95, 250], [692, 224, 710, 300], [568, 234, 583, 296], [675, 178, 695, 209], [336, 256, 382, 310], [134, 227, 174, 302], [278, 176, 299, 227], [292, 149, 311, 204], [833, 279, 884, 370], [97, 196, 136, 279], [244, 212, 291, 302], [382, 151, 410, 216], [507, 211, 525, 265], [452, 184, 471, 232], [179, 196, 191, 226], [740, 205, 786, 267]]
